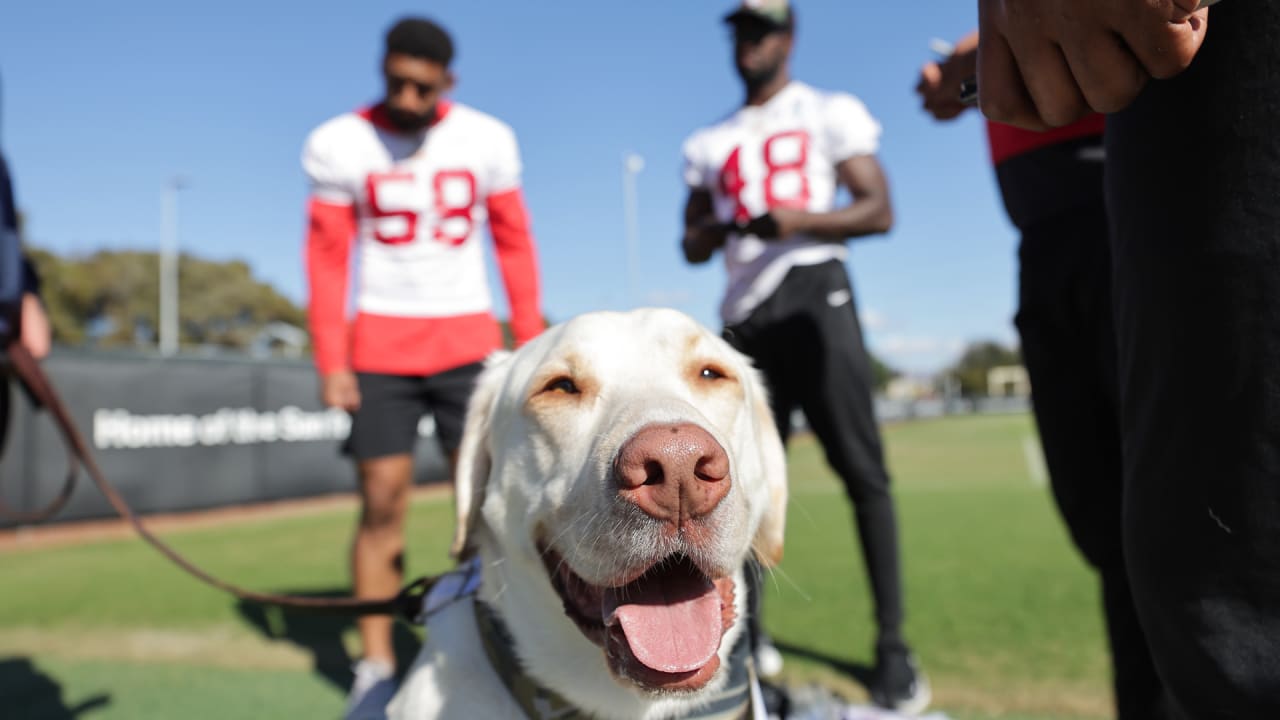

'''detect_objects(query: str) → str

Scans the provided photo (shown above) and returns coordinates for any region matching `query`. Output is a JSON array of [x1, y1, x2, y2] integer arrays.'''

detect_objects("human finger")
[[1059, 28, 1149, 113], [977, 3, 1047, 130]]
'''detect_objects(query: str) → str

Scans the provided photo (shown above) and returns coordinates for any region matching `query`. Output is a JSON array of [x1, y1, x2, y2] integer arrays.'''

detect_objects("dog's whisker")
[[545, 513, 585, 550], [748, 544, 811, 602], [789, 494, 820, 530]]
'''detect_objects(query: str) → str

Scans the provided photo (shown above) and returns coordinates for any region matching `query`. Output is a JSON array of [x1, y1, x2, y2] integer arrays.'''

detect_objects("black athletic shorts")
[[343, 362, 484, 461]]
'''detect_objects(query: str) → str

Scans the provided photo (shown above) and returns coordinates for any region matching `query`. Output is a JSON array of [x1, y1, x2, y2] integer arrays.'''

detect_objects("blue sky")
[[0, 1, 1014, 374]]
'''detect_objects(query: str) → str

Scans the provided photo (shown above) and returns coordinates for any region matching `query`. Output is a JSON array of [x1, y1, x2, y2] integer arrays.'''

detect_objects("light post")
[[159, 177, 187, 356], [622, 153, 645, 308]]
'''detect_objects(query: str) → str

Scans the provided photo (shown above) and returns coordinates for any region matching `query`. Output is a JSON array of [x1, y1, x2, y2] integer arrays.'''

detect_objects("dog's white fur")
[[389, 308, 787, 720]]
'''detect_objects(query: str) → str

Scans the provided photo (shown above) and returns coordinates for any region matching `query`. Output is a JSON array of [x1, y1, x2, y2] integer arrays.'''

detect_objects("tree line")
[[26, 247, 306, 352], [23, 245, 1018, 393]]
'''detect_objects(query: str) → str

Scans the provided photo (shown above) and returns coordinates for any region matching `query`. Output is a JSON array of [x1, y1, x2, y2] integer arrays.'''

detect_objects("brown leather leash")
[[0, 340, 437, 619]]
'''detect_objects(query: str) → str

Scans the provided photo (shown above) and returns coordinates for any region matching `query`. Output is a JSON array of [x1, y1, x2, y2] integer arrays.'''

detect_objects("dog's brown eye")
[[699, 366, 727, 381], [543, 376, 580, 395]]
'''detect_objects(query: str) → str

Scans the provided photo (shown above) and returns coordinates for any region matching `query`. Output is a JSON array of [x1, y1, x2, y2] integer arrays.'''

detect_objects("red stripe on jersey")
[[987, 114, 1105, 165], [487, 188, 544, 346], [305, 198, 358, 375], [356, 100, 454, 132], [350, 311, 502, 376]]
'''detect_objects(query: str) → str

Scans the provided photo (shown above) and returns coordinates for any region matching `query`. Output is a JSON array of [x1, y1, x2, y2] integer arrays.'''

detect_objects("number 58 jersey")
[[304, 102, 520, 317], [682, 81, 881, 324], [302, 102, 542, 377]]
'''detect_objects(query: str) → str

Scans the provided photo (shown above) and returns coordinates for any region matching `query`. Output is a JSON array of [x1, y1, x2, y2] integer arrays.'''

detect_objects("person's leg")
[[788, 262, 903, 651], [1106, 3, 1280, 715], [352, 454, 413, 665], [775, 262, 923, 710], [1099, 564, 1170, 720], [345, 373, 427, 670], [1015, 205, 1166, 719]]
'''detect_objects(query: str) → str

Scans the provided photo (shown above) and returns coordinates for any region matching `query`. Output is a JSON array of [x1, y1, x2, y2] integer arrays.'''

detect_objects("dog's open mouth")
[[541, 547, 736, 692]]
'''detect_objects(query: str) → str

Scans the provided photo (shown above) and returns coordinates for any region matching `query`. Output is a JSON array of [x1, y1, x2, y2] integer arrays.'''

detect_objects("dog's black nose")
[[614, 423, 730, 525]]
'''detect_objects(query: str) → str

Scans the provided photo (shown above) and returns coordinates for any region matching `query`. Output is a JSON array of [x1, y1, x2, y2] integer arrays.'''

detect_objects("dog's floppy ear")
[[747, 367, 788, 567], [450, 351, 512, 559]]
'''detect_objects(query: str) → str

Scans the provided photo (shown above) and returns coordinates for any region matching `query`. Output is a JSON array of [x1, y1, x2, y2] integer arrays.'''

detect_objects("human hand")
[[682, 219, 730, 263], [978, 0, 1210, 129], [321, 370, 361, 412], [740, 208, 807, 240], [20, 293, 50, 359], [917, 32, 979, 121]]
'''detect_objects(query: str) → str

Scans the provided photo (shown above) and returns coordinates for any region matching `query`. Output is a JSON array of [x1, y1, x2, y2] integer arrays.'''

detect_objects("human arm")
[[0, 153, 46, 358], [487, 188, 543, 346], [681, 189, 728, 265], [19, 290, 49, 359], [485, 126, 544, 347], [0, 152, 22, 346], [743, 154, 894, 242], [305, 198, 360, 411], [917, 31, 979, 121], [301, 129, 361, 411], [977, 0, 1209, 129]]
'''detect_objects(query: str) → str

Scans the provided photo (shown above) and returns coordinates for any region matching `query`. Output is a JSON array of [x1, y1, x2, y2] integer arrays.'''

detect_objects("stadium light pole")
[[159, 176, 187, 357], [622, 152, 645, 308]]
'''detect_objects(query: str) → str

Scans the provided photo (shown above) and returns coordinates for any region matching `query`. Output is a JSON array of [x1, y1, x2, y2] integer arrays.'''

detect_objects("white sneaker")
[[345, 658, 396, 720], [754, 640, 785, 679]]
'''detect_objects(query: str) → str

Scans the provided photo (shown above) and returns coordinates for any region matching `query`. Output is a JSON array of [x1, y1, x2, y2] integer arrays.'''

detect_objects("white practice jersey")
[[302, 102, 522, 318], [682, 81, 881, 324]]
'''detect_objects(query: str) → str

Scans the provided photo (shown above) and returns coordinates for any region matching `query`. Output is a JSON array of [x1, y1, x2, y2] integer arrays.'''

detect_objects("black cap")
[[723, 0, 794, 30]]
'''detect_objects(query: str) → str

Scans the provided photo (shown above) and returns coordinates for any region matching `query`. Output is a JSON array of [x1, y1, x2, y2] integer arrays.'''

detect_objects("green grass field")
[[0, 413, 1111, 719]]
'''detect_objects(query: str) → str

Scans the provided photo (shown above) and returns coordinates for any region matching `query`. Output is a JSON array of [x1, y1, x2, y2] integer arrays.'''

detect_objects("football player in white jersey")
[[681, 1, 928, 713], [301, 17, 543, 719]]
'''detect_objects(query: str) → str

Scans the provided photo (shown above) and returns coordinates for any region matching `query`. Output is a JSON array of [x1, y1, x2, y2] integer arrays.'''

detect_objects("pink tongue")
[[603, 566, 722, 674]]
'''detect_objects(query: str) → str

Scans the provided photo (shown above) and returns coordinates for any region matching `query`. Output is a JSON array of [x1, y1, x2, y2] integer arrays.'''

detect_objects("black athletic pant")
[[1106, 3, 1280, 717], [1016, 201, 1167, 720], [726, 259, 905, 651]]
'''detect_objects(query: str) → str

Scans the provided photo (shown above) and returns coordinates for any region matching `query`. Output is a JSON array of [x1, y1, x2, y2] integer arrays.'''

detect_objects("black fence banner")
[[0, 352, 448, 528]]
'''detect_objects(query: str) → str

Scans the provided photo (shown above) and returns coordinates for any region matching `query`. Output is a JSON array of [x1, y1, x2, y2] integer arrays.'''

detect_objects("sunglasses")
[[385, 75, 439, 98]]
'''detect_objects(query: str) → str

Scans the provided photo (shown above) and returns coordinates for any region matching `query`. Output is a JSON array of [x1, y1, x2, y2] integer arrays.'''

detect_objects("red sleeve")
[[486, 188, 544, 346], [305, 197, 357, 374]]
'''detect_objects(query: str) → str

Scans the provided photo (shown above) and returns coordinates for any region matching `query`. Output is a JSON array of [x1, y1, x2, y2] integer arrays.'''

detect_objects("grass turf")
[[0, 413, 1111, 719]]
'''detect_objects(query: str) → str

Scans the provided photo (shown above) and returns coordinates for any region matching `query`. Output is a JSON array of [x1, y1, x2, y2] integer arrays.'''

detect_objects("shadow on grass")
[[772, 638, 875, 689], [235, 591, 422, 692], [0, 657, 111, 718]]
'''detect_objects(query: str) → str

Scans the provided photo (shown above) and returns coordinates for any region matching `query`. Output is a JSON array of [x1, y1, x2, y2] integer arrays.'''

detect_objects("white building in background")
[[987, 365, 1031, 398], [884, 375, 937, 402]]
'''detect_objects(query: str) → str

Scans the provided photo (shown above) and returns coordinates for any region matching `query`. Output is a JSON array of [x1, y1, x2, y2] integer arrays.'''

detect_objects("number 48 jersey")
[[682, 81, 881, 324]]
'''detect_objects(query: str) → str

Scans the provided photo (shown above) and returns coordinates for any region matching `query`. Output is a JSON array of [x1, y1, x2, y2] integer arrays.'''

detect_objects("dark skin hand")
[[916, 31, 979, 122], [682, 190, 729, 264], [681, 154, 893, 264], [977, 0, 1210, 130]]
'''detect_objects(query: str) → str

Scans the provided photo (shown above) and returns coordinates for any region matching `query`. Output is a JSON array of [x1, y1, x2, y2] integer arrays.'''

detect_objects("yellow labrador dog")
[[389, 308, 787, 720]]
